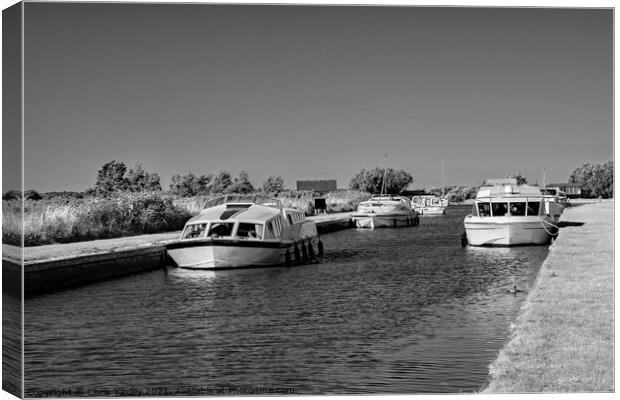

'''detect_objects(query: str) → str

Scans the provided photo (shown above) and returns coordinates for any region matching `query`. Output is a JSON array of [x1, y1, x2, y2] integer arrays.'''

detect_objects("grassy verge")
[[483, 201, 614, 392], [3, 190, 371, 247]]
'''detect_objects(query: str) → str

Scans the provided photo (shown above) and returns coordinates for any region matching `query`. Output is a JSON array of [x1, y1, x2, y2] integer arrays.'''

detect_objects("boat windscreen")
[[182, 223, 207, 239], [478, 202, 491, 217], [492, 203, 508, 217], [510, 202, 526, 216], [208, 222, 234, 237], [527, 201, 541, 216], [237, 223, 263, 239]]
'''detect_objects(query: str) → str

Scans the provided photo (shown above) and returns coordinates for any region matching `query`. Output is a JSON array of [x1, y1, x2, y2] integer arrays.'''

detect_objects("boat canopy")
[[203, 194, 281, 209], [190, 202, 282, 225], [475, 183, 543, 199], [362, 195, 411, 204]]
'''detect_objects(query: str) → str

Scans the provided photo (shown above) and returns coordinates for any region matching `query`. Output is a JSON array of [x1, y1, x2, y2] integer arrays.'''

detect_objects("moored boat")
[[351, 195, 418, 229], [165, 195, 320, 269], [541, 187, 569, 222], [411, 195, 449, 215], [463, 179, 557, 246]]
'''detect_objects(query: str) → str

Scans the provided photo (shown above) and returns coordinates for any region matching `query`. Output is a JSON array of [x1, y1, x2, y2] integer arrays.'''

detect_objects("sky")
[[12, 3, 614, 192]]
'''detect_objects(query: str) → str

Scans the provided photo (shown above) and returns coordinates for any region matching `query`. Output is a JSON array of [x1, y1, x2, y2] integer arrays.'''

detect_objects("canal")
[[24, 206, 549, 395]]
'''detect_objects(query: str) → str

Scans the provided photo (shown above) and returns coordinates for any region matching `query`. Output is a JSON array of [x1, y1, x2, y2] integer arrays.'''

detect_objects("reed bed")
[[173, 195, 215, 215], [4, 192, 192, 247], [324, 190, 371, 213], [2, 201, 23, 247], [4, 190, 371, 247], [277, 190, 371, 215], [277, 191, 316, 215]]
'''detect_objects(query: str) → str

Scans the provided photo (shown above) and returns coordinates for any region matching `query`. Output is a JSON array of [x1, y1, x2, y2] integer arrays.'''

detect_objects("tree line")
[[567, 161, 614, 198], [3, 160, 613, 200], [86, 160, 288, 197]]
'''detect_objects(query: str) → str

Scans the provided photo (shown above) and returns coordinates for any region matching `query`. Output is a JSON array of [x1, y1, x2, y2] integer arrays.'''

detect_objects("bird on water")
[[509, 285, 523, 294]]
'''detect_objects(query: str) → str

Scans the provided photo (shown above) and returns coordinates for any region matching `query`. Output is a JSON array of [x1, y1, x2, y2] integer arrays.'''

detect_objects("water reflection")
[[24, 207, 548, 394]]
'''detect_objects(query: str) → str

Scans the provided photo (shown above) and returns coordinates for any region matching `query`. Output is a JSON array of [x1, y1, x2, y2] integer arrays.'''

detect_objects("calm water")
[[24, 207, 549, 395]]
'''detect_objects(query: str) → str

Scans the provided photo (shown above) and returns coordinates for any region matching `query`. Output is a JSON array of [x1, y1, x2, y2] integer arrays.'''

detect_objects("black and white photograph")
[[2, 1, 615, 397]]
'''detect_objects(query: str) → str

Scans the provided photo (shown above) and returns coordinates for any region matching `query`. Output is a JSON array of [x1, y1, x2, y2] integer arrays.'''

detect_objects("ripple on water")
[[24, 207, 548, 394]]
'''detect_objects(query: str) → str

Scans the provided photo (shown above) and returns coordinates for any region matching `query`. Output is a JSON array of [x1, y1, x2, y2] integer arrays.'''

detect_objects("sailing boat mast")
[[441, 159, 445, 198], [381, 153, 388, 195]]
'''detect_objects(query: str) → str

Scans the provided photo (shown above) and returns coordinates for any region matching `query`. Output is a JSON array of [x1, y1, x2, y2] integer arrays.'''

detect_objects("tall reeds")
[[324, 190, 371, 213], [3, 190, 371, 247], [3, 192, 192, 247]]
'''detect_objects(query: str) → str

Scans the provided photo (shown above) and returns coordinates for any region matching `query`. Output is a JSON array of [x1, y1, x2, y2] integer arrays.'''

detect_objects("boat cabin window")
[[509, 202, 526, 216], [477, 202, 491, 217], [265, 217, 285, 239], [182, 223, 207, 239], [286, 211, 302, 224], [527, 201, 541, 216], [492, 203, 508, 217], [236, 223, 263, 239], [208, 222, 234, 237], [274, 217, 284, 235], [266, 222, 274, 238]]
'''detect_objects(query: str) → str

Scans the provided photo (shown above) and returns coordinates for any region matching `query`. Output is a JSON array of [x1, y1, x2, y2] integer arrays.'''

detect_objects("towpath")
[[483, 201, 614, 392]]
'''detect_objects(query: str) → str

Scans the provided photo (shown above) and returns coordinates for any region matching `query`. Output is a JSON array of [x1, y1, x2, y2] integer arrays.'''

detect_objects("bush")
[[425, 185, 479, 202], [3, 190, 21, 201], [263, 175, 285, 195], [24, 190, 43, 201], [92, 160, 161, 197], [569, 161, 613, 198], [349, 167, 413, 194]]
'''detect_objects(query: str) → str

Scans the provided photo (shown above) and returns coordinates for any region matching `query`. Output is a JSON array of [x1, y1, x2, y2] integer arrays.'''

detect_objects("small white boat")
[[351, 195, 418, 229], [541, 187, 569, 222], [166, 195, 320, 269], [463, 179, 557, 246], [411, 195, 449, 215]]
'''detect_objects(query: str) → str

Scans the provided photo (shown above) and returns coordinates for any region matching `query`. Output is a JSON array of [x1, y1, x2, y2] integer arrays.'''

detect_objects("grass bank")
[[3, 190, 370, 247], [483, 201, 614, 392]]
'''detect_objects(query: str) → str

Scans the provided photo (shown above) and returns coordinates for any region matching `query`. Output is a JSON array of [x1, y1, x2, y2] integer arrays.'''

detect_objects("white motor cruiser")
[[411, 195, 449, 215], [351, 195, 418, 229], [463, 179, 557, 246], [166, 195, 320, 269]]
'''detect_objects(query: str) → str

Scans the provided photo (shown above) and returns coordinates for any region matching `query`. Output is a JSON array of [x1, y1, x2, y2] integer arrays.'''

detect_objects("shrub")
[[24, 190, 43, 201], [170, 173, 213, 197], [263, 175, 285, 195], [349, 167, 413, 194], [3, 190, 21, 201], [569, 161, 613, 198]]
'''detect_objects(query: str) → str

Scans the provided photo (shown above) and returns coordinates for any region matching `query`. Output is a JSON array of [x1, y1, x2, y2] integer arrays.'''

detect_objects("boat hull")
[[351, 213, 415, 229], [415, 206, 447, 215], [543, 197, 566, 222], [464, 216, 555, 246], [166, 237, 319, 269]]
